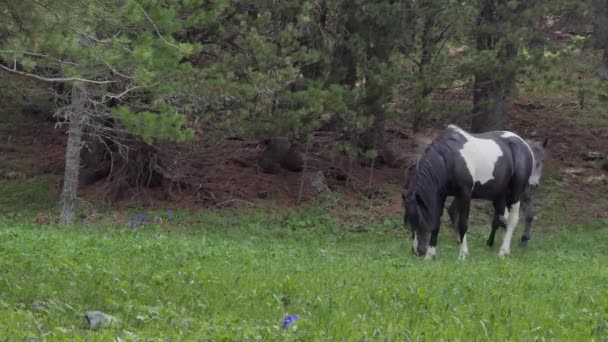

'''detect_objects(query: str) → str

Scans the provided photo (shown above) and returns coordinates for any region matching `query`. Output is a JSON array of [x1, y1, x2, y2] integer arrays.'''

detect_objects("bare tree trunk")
[[60, 83, 85, 225]]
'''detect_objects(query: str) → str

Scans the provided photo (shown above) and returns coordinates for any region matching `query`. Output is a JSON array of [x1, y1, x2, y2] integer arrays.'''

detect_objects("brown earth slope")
[[1, 91, 607, 227]]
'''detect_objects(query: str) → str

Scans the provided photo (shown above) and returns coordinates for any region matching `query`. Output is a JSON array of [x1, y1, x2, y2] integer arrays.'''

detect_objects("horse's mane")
[[406, 128, 458, 226]]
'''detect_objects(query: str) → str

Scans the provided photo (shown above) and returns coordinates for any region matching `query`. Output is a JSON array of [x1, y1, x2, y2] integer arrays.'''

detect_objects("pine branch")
[[130, 0, 183, 52]]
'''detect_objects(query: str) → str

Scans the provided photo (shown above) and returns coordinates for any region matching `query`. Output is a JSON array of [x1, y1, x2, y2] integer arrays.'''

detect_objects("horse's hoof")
[[520, 239, 529, 248], [458, 253, 468, 261], [498, 248, 509, 258]]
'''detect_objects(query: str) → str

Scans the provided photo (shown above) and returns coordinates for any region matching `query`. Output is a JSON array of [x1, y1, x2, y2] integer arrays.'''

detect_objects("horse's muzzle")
[[414, 245, 427, 257]]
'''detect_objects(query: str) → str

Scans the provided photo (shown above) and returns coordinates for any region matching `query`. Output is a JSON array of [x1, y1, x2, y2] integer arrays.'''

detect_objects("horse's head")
[[402, 160, 438, 258], [403, 188, 435, 257], [527, 138, 549, 190], [402, 130, 444, 258]]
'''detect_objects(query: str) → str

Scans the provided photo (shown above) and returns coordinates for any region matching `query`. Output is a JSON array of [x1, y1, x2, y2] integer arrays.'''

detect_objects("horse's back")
[[443, 125, 534, 201], [461, 128, 534, 174], [476, 129, 535, 202]]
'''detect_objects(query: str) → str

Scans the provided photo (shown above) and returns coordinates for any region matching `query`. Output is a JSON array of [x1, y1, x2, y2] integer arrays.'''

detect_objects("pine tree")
[[0, 0, 198, 224], [466, 0, 546, 133]]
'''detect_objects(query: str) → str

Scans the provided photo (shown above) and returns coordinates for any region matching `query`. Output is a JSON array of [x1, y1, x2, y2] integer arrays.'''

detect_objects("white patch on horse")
[[412, 232, 418, 252], [458, 234, 469, 260], [425, 246, 436, 260], [449, 125, 503, 185], [499, 201, 521, 257], [501, 131, 536, 183]]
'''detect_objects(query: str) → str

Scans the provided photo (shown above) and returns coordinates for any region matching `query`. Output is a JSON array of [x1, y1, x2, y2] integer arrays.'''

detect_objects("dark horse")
[[403, 125, 548, 260]]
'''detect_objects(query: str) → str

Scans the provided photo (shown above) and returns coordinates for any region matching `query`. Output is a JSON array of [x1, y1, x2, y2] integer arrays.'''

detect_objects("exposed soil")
[[1, 88, 607, 227]]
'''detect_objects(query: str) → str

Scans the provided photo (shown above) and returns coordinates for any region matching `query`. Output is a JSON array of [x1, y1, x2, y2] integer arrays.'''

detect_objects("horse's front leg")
[[447, 198, 461, 243], [456, 193, 471, 260], [425, 195, 446, 260], [487, 199, 507, 247]]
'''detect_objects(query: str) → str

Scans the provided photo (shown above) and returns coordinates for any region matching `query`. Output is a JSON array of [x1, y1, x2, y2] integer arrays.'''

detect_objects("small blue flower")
[[166, 210, 174, 218], [129, 217, 137, 229], [139, 215, 148, 222], [282, 314, 300, 330]]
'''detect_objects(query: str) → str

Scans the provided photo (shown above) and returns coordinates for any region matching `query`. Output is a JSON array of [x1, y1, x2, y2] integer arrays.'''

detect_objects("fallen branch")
[[210, 199, 255, 208]]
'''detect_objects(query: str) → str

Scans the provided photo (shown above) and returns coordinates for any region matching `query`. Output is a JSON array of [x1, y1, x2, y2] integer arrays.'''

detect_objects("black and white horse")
[[402, 124, 548, 260]]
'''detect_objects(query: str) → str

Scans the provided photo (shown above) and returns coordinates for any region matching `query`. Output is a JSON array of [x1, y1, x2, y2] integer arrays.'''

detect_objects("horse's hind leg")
[[499, 200, 521, 258], [487, 199, 507, 247], [520, 187, 535, 248]]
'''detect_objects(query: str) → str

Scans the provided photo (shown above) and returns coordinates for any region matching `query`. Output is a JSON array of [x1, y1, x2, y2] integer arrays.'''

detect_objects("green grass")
[[0, 208, 606, 340], [0, 175, 58, 215]]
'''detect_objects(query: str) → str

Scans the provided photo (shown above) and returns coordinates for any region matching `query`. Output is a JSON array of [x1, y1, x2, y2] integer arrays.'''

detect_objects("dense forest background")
[[1, 0, 607, 225]]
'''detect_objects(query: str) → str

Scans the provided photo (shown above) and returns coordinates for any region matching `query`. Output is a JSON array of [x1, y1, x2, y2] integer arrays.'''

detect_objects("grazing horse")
[[402, 124, 548, 260], [447, 138, 547, 249]]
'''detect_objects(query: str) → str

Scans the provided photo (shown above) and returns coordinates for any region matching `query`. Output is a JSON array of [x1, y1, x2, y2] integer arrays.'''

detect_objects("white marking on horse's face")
[[528, 141, 547, 187], [529, 160, 544, 186], [458, 234, 469, 260], [451, 126, 503, 184], [501, 132, 537, 185], [425, 246, 436, 260], [529, 170, 541, 186], [499, 201, 521, 258]]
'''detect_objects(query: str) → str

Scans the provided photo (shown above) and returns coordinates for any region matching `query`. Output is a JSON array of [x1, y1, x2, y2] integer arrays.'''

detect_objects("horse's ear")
[[542, 138, 549, 148]]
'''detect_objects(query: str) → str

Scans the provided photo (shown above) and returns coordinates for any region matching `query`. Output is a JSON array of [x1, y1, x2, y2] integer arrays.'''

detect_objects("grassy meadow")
[[0, 203, 607, 340]]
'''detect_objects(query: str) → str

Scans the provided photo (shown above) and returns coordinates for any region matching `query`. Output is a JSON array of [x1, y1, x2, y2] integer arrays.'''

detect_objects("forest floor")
[[1, 83, 607, 233]]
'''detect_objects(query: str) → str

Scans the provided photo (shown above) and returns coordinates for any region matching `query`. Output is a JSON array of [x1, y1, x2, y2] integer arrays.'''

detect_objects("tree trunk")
[[400, 0, 415, 53], [359, 95, 395, 167], [593, 0, 608, 79], [413, 0, 437, 134], [472, 78, 505, 133], [471, 0, 504, 133], [593, 0, 608, 52], [60, 83, 85, 225]]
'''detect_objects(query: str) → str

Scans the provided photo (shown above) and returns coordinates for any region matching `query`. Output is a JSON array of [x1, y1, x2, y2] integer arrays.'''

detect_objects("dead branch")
[[0, 64, 115, 84]]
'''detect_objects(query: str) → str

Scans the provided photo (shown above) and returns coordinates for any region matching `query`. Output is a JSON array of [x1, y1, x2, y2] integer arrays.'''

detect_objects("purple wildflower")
[[282, 314, 300, 330], [166, 210, 174, 218], [139, 215, 148, 222]]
